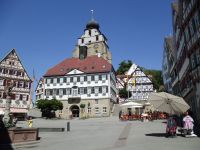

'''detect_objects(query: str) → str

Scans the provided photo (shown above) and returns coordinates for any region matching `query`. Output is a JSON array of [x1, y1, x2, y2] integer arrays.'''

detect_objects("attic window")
[[60, 68, 64, 72], [96, 35, 99, 41], [92, 66, 95, 69], [102, 65, 106, 68]]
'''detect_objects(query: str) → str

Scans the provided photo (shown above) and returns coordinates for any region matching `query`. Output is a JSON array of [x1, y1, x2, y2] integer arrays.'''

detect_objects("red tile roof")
[[44, 56, 112, 77]]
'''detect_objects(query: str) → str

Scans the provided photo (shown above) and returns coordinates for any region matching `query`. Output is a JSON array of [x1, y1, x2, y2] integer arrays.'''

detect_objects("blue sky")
[[0, 0, 173, 82]]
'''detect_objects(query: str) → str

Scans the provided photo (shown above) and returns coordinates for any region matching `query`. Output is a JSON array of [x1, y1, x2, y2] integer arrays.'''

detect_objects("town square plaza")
[[14, 116, 200, 150]]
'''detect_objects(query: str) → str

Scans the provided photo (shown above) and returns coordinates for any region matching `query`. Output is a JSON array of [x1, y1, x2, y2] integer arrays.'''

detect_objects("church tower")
[[72, 14, 112, 64]]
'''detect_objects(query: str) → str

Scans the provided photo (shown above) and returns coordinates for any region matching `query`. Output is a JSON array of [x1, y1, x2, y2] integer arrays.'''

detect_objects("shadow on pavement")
[[0, 119, 14, 150], [145, 133, 183, 138], [145, 133, 167, 137]]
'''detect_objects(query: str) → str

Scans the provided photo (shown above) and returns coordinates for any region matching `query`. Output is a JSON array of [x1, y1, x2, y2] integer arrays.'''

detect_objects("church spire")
[[91, 10, 94, 21], [86, 10, 99, 30]]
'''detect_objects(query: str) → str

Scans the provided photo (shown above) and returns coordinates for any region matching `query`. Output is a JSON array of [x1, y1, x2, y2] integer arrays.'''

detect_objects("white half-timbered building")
[[117, 63, 154, 103], [0, 49, 32, 119], [35, 78, 44, 101]]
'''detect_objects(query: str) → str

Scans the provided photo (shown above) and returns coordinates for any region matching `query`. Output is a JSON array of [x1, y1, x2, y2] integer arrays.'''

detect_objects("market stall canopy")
[[121, 102, 143, 108]]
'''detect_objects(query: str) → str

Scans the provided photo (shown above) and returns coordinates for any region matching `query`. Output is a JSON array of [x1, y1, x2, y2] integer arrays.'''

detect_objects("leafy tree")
[[36, 99, 63, 118], [118, 88, 132, 99], [80, 103, 86, 118], [143, 69, 164, 91], [80, 103, 85, 109], [116, 60, 132, 75]]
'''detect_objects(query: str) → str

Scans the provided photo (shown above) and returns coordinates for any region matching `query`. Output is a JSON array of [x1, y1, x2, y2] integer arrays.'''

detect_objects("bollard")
[[67, 121, 70, 131]]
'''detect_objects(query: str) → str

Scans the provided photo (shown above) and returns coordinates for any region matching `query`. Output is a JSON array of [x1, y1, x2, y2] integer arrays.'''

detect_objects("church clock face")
[[93, 43, 99, 49]]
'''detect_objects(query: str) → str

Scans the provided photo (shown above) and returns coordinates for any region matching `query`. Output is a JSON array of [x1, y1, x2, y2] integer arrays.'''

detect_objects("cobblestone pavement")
[[16, 117, 200, 150]]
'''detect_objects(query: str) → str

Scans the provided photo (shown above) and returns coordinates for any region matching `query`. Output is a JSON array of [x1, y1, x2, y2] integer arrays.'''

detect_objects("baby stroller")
[[183, 115, 194, 137], [166, 117, 177, 137]]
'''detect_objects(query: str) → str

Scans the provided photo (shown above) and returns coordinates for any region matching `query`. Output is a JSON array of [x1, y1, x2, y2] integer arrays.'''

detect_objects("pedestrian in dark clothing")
[[119, 110, 122, 119]]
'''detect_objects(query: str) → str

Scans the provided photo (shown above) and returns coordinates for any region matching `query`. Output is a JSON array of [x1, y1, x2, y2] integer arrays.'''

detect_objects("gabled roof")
[[0, 49, 32, 81], [116, 63, 152, 82], [35, 78, 44, 92], [126, 63, 137, 75], [44, 55, 112, 77]]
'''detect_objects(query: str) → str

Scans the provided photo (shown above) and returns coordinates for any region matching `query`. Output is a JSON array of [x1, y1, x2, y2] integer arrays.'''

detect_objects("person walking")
[[119, 110, 122, 120]]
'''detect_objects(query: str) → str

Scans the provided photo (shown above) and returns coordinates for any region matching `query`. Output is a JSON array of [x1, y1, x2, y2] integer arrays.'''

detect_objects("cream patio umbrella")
[[148, 92, 190, 115], [121, 102, 143, 108], [121, 102, 143, 115]]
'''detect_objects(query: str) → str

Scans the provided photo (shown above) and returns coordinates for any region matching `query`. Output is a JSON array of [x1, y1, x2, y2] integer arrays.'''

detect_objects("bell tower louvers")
[[72, 18, 112, 64]]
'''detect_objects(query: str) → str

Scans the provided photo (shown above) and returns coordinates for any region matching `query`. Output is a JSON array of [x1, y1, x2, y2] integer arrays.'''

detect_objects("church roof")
[[44, 55, 112, 77]]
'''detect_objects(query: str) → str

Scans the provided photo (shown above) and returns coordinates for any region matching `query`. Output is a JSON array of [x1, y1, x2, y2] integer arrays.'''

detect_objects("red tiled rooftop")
[[44, 56, 112, 77]]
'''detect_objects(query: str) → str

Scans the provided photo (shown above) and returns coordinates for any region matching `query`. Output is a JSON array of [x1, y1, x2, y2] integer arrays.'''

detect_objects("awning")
[[10, 108, 28, 113], [121, 102, 143, 107], [0, 108, 28, 114]]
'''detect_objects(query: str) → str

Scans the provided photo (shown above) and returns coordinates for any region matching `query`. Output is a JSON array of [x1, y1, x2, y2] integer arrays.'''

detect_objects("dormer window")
[[96, 35, 99, 41]]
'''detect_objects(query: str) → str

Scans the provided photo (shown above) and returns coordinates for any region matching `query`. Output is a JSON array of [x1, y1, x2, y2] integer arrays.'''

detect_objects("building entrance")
[[70, 105, 80, 117]]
